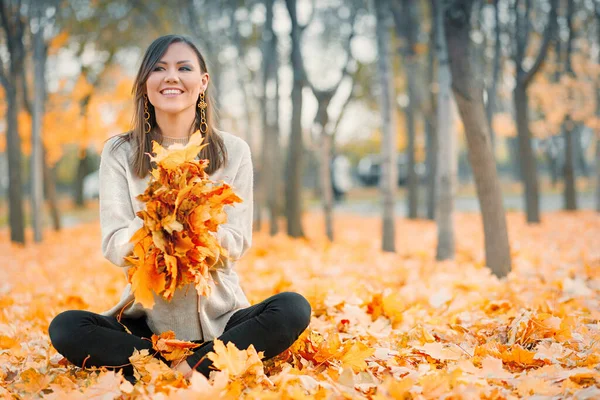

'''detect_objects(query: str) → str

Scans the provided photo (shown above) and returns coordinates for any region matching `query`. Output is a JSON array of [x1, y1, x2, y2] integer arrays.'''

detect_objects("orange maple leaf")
[[151, 330, 201, 362]]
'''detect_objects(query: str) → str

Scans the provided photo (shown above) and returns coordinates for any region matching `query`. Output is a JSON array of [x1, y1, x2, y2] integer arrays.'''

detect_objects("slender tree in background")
[[391, 0, 419, 219], [425, 0, 438, 221], [0, 0, 26, 244], [545, 35, 562, 186], [374, 0, 397, 252], [563, 0, 577, 210], [444, 0, 511, 277], [20, 1, 62, 233], [595, 0, 600, 213], [31, 2, 47, 242], [485, 0, 501, 150], [434, 0, 455, 261], [306, 7, 357, 242], [284, 0, 315, 238], [260, 0, 282, 236], [224, 5, 260, 229], [512, 0, 558, 223]]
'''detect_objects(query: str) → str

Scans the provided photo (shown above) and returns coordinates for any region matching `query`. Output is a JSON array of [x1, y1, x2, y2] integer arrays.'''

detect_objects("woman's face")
[[145, 42, 209, 116]]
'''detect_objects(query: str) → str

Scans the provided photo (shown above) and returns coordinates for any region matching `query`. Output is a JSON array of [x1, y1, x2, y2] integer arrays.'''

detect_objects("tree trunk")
[[375, 0, 397, 252], [562, 0, 577, 211], [596, 3, 600, 213], [74, 148, 90, 207], [508, 137, 521, 180], [42, 145, 61, 231], [445, 0, 511, 277], [596, 139, 600, 213], [425, 0, 438, 221], [512, 0, 556, 223], [1, 2, 26, 244], [563, 119, 577, 210], [231, 17, 260, 232], [269, 65, 282, 236], [435, 0, 455, 261], [260, 0, 280, 236], [544, 136, 560, 186], [320, 132, 334, 241], [31, 5, 46, 242], [284, 0, 305, 238], [405, 82, 419, 219], [5, 83, 25, 243], [269, 44, 282, 236], [392, 0, 419, 219], [485, 0, 501, 150], [513, 86, 540, 222], [312, 93, 336, 241], [574, 128, 589, 176]]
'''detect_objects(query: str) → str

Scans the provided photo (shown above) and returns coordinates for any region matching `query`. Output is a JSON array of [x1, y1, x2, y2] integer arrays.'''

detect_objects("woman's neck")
[[154, 106, 196, 139]]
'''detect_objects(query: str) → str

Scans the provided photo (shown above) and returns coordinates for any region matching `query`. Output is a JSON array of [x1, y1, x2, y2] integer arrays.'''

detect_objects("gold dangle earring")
[[143, 94, 151, 134], [198, 92, 208, 135]]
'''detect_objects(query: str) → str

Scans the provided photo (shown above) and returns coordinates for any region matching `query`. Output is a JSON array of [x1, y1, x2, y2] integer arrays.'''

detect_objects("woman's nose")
[[165, 69, 180, 83]]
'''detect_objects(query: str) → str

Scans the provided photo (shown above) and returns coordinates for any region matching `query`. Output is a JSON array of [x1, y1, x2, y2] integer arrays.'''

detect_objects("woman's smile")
[[160, 88, 184, 97]]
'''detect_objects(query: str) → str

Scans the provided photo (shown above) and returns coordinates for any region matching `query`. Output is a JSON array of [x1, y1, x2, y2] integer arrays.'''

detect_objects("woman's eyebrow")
[[156, 60, 192, 64]]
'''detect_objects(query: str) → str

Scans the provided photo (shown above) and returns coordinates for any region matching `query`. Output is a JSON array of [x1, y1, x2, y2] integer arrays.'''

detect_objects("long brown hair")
[[112, 34, 226, 178]]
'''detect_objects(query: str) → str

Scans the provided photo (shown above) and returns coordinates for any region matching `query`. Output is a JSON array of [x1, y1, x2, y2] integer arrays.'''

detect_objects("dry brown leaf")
[[151, 330, 201, 362]]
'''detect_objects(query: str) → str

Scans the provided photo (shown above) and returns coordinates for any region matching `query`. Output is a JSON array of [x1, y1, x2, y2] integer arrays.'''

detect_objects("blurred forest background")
[[1, 0, 599, 276]]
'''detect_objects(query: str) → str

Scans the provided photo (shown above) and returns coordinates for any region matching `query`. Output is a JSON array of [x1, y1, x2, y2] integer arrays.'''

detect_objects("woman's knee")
[[48, 310, 90, 353], [272, 292, 312, 334]]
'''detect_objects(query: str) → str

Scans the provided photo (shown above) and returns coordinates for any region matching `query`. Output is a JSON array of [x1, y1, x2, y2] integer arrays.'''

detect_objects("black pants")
[[48, 292, 311, 379]]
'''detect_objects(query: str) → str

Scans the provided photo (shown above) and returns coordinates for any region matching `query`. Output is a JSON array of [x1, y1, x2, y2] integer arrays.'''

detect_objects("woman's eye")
[[152, 66, 191, 71]]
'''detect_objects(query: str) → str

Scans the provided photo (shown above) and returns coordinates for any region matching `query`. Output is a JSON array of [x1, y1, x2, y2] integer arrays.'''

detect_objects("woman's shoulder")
[[217, 130, 251, 158], [102, 132, 133, 158]]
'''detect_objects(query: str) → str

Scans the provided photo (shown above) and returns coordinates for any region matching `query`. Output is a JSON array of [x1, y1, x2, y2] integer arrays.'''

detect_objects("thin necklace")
[[161, 134, 190, 139]]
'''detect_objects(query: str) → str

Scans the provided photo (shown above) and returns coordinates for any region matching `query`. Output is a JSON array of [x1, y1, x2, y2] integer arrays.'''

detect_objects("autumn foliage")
[[1, 211, 599, 398], [125, 131, 242, 308]]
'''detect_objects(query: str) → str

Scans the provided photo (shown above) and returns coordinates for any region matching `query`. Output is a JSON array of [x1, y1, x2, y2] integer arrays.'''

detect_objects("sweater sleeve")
[[99, 139, 144, 267], [216, 141, 254, 262]]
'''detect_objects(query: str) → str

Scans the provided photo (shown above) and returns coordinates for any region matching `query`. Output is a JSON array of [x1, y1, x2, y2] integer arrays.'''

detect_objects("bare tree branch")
[[523, 0, 531, 53], [521, 0, 557, 87], [332, 62, 363, 137], [306, 4, 357, 94]]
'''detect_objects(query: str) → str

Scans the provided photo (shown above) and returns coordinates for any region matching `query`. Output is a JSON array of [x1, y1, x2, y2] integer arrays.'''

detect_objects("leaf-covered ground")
[[1, 211, 599, 399]]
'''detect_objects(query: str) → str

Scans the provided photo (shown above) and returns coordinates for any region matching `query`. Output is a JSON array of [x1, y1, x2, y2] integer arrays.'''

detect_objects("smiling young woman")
[[47, 34, 311, 383]]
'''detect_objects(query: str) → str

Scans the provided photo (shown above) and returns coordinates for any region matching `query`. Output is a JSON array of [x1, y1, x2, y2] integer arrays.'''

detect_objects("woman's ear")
[[201, 73, 210, 91]]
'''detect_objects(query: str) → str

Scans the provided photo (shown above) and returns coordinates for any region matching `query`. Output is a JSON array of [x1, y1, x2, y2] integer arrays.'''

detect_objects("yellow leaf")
[[14, 368, 51, 394], [207, 339, 265, 378], [339, 341, 375, 372], [150, 130, 208, 169]]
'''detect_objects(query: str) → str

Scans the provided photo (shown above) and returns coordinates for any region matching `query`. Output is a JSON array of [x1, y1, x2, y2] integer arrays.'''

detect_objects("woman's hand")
[[170, 358, 194, 379]]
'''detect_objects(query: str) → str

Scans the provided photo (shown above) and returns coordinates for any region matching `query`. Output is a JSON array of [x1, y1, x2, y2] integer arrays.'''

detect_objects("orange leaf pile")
[[151, 330, 201, 362], [125, 130, 242, 308]]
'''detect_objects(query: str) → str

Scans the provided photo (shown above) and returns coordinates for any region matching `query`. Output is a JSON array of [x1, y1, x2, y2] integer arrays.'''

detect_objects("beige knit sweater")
[[98, 131, 252, 341]]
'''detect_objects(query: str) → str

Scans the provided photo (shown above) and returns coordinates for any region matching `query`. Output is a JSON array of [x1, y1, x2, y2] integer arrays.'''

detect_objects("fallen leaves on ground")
[[1, 210, 599, 398]]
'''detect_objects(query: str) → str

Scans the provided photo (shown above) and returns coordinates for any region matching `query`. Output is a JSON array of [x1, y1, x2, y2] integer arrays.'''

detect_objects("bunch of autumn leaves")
[[124, 130, 242, 310]]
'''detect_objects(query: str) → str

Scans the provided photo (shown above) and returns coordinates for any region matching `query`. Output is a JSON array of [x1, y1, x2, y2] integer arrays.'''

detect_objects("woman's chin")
[[154, 105, 189, 116]]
